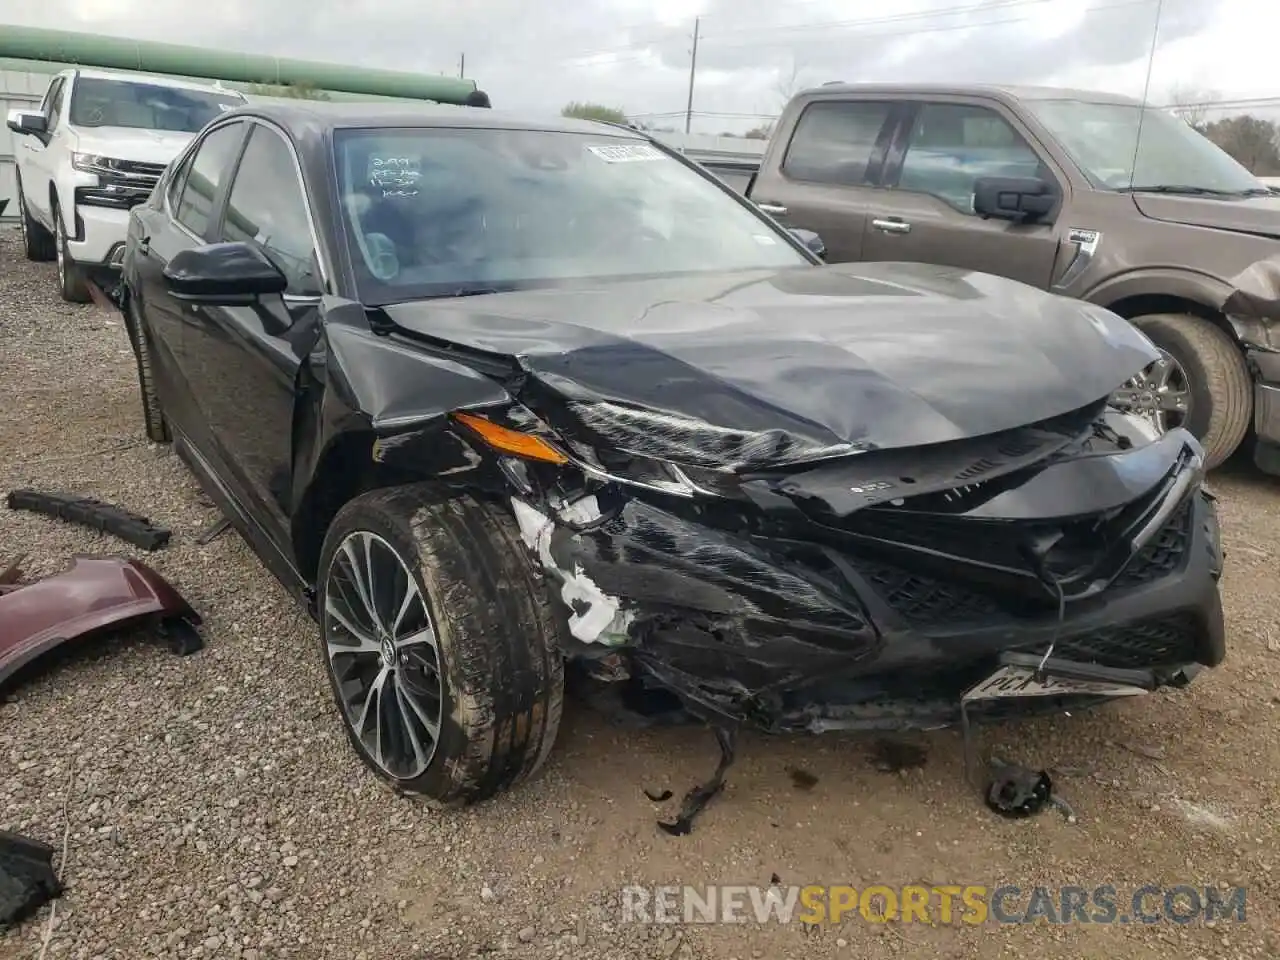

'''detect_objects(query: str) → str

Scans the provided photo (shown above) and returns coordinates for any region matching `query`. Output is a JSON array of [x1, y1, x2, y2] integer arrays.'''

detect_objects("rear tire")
[[124, 293, 171, 444], [1131, 313, 1252, 469], [16, 178, 56, 262], [54, 202, 91, 304], [317, 487, 565, 806]]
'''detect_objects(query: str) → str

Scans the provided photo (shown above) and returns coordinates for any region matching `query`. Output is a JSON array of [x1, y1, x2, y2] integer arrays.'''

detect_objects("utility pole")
[[684, 17, 700, 134], [458, 53, 466, 78]]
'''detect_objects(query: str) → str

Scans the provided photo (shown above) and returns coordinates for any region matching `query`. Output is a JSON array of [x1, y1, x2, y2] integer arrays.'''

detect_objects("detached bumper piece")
[[7, 490, 171, 551]]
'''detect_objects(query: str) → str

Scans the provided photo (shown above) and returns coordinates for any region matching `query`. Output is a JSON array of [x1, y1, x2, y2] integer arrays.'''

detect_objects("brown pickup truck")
[[743, 82, 1280, 475]]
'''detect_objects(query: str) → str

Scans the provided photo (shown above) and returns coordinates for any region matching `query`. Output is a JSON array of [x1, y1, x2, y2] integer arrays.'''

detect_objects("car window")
[[333, 127, 809, 303], [167, 150, 194, 210], [174, 122, 246, 237], [44, 78, 65, 130], [220, 124, 319, 295], [896, 103, 1048, 213], [781, 101, 894, 185]]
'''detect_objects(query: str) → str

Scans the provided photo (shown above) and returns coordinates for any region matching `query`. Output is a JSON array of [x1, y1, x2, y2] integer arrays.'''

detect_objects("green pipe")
[[0, 25, 479, 104]]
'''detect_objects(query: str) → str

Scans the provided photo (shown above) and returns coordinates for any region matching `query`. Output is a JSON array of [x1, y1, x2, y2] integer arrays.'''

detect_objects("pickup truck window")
[[1023, 98, 1266, 195], [69, 78, 243, 134], [896, 103, 1045, 213], [44, 78, 65, 130], [781, 101, 893, 185], [333, 127, 809, 302]]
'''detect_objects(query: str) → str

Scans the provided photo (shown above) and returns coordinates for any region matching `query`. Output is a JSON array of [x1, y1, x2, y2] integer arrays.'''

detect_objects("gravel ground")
[[1, 226, 1279, 960]]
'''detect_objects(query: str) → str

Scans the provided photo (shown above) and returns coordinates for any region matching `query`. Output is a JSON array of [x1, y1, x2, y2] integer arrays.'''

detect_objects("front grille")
[[1035, 613, 1202, 669], [852, 556, 1003, 625], [1112, 497, 1193, 588], [110, 158, 167, 178], [75, 184, 153, 210]]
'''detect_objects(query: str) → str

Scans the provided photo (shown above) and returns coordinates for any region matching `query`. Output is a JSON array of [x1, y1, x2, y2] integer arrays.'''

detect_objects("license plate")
[[962, 664, 1151, 703]]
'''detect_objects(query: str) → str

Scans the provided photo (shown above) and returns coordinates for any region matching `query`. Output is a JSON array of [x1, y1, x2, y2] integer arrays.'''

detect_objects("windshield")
[[69, 78, 244, 133], [1024, 98, 1268, 195], [333, 127, 809, 301]]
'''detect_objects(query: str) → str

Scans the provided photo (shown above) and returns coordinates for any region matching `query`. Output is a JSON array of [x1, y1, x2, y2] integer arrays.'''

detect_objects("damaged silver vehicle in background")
[[114, 102, 1226, 822]]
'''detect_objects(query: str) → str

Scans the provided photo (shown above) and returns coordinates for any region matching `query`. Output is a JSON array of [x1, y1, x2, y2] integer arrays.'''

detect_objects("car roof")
[[218, 100, 641, 138], [65, 66, 247, 97], [799, 81, 1143, 106]]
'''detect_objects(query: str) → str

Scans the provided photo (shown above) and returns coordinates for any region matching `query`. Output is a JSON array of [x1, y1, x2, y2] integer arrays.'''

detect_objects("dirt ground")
[[1, 227, 1278, 959]]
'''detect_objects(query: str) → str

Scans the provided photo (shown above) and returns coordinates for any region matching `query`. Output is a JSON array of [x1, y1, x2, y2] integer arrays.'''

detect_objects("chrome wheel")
[[1110, 349, 1191, 434], [322, 530, 443, 780], [17, 192, 27, 246]]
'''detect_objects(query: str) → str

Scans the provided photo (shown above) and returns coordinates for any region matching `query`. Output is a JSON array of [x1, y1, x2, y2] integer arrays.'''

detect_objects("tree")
[[773, 58, 804, 109], [1198, 115, 1280, 175], [744, 124, 773, 140], [561, 102, 629, 124], [1167, 83, 1217, 130]]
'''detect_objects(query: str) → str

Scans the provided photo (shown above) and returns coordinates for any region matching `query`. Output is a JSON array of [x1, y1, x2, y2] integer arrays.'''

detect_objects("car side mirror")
[[789, 228, 826, 260], [6, 109, 48, 137], [163, 242, 288, 304], [973, 176, 1056, 224]]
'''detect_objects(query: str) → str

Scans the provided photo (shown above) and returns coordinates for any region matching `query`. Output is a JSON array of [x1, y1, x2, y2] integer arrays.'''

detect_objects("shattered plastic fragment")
[[510, 498, 635, 645], [984, 763, 1053, 818], [0, 831, 62, 930]]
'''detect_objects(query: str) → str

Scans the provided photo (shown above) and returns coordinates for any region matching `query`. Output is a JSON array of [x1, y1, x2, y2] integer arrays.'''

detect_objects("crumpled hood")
[[69, 126, 194, 166], [1134, 192, 1280, 240], [383, 262, 1159, 465]]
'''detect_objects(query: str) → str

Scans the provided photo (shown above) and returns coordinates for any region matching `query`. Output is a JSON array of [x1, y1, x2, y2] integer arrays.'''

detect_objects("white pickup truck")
[[6, 67, 245, 302]]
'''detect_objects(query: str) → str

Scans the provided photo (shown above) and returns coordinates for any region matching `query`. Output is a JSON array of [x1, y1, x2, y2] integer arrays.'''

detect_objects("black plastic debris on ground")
[[6, 490, 171, 551], [0, 831, 62, 930], [651, 726, 737, 837], [985, 763, 1054, 818]]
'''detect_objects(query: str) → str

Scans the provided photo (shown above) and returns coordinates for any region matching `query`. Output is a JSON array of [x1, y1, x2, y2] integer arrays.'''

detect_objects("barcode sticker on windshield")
[[586, 143, 663, 163]]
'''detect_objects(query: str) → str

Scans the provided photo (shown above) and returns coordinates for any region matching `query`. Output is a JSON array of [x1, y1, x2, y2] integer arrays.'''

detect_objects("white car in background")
[[6, 68, 245, 302]]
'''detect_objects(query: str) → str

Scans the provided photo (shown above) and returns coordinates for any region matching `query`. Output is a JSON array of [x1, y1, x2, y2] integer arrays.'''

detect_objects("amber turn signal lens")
[[452, 412, 568, 465]]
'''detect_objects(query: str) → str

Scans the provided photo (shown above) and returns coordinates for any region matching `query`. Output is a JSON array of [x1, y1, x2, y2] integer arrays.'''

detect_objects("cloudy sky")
[[6, 0, 1275, 132]]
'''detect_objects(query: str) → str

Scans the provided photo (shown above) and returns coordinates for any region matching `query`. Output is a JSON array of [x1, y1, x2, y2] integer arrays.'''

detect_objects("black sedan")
[[115, 100, 1225, 807]]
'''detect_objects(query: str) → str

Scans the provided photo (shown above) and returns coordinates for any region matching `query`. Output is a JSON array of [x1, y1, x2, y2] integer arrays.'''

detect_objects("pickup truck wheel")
[[16, 180, 56, 262], [316, 487, 565, 807], [124, 294, 171, 444], [54, 204, 91, 304], [1128, 313, 1252, 469]]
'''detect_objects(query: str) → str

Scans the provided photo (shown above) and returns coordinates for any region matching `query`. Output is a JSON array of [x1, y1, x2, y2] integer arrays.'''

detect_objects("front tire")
[[54, 202, 91, 304], [16, 179, 56, 262], [1130, 314, 1252, 469], [317, 487, 565, 806]]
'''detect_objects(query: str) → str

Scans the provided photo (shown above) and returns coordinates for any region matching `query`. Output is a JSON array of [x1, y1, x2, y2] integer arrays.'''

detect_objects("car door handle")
[[757, 202, 788, 216], [872, 218, 911, 235]]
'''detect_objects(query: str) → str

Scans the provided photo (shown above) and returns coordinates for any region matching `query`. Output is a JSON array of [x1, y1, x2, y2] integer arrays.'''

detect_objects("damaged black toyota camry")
[[115, 101, 1225, 811]]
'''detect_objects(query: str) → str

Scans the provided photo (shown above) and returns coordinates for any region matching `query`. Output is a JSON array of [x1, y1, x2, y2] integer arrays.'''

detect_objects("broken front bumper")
[[521, 440, 1225, 733]]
